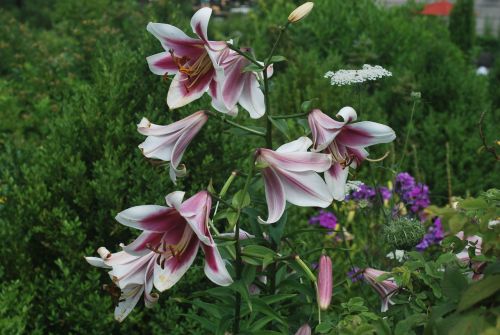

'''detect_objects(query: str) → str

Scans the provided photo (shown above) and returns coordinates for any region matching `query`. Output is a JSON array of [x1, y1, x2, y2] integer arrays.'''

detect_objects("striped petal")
[[146, 22, 203, 57], [154, 232, 200, 291], [201, 243, 233, 286], [146, 51, 178, 75], [115, 206, 185, 233], [337, 121, 396, 147], [276, 168, 332, 208], [325, 162, 350, 201], [259, 149, 332, 173], [258, 168, 286, 224], [179, 191, 213, 245]]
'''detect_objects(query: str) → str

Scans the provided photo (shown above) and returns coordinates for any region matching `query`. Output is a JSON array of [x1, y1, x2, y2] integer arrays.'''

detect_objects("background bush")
[[0, 0, 497, 333]]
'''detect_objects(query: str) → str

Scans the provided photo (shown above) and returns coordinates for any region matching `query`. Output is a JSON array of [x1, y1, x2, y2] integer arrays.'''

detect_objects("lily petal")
[[170, 115, 208, 170], [167, 70, 214, 109], [165, 191, 185, 210], [146, 51, 178, 75], [336, 106, 357, 123], [154, 233, 200, 291], [337, 121, 396, 147], [115, 206, 185, 233], [308, 109, 344, 151], [276, 136, 313, 153], [325, 162, 350, 201], [191, 7, 212, 43], [179, 191, 213, 245], [114, 284, 144, 322], [146, 22, 203, 56], [276, 168, 333, 207], [258, 168, 286, 224], [260, 149, 332, 173], [238, 74, 265, 119], [201, 243, 233, 286]]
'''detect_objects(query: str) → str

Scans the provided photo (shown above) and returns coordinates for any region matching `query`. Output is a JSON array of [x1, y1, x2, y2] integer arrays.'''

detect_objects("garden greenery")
[[0, 0, 498, 334]]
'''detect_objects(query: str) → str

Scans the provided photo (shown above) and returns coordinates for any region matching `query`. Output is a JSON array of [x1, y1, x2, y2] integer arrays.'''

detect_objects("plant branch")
[[207, 110, 266, 137], [226, 43, 263, 68], [233, 159, 255, 334]]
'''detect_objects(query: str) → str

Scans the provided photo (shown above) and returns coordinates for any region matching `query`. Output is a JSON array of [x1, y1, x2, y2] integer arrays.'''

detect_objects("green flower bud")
[[382, 217, 425, 250]]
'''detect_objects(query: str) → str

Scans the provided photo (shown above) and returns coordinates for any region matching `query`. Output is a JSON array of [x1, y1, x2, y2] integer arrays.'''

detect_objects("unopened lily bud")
[[295, 323, 312, 335], [288, 2, 314, 23], [317, 254, 332, 310]]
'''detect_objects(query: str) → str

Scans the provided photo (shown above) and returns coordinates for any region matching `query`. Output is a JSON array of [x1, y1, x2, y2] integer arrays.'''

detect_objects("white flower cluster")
[[324, 64, 392, 86]]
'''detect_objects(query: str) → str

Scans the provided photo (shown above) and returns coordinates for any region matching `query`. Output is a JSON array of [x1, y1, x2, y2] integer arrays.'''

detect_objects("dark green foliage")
[[0, 0, 498, 333], [449, 0, 476, 53]]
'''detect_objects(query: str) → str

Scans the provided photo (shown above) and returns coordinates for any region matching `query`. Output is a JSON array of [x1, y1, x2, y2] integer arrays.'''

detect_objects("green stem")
[[262, 22, 289, 296], [398, 100, 417, 168], [264, 23, 290, 67], [233, 159, 255, 334], [207, 110, 266, 137], [227, 43, 263, 68], [208, 192, 238, 211], [270, 111, 309, 119]]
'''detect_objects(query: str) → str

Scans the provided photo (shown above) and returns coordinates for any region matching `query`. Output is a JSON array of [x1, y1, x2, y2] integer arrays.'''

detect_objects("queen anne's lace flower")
[[324, 65, 392, 86]]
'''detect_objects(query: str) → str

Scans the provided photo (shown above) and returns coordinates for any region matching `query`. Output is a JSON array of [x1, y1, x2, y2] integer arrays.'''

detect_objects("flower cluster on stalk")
[[87, 4, 397, 324]]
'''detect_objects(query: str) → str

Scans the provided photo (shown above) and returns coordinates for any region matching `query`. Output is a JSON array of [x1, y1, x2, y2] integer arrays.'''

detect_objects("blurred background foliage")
[[0, 0, 498, 333]]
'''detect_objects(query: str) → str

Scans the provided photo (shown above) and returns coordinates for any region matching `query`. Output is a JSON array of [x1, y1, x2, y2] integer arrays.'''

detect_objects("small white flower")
[[386, 250, 405, 262], [325, 64, 392, 86], [488, 220, 499, 229]]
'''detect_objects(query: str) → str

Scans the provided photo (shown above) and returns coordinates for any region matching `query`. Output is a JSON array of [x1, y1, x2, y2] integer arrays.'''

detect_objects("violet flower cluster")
[[309, 210, 338, 229], [394, 172, 430, 215], [416, 217, 444, 251], [346, 184, 391, 202]]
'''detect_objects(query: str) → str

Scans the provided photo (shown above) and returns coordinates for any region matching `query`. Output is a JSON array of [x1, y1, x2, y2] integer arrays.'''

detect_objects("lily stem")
[[233, 159, 255, 335], [262, 22, 289, 298], [226, 43, 263, 68], [207, 110, 266, 137], [398, 99, 417, 168]]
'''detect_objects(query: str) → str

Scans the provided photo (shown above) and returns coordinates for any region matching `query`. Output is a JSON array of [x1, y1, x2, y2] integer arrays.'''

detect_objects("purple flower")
[[347, 184, 376, 201], [309, 210, 338, 229], [394, 172, 430, 217], [416, 217, 444, 251], [379, 186, 392, 201], [395, 172, 415, 197], [347, 267, 364, 283]]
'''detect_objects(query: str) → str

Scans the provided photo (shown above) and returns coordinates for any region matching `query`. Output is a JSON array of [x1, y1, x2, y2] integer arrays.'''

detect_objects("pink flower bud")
[[317, 254, 332, 310], [295, 323, 312, 335]]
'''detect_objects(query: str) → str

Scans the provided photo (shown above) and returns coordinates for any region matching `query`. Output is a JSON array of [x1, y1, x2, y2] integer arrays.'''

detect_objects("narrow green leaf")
[[230, 280, 252, 312], [269, 55, 287, 63], [243, 63, 263, 73]]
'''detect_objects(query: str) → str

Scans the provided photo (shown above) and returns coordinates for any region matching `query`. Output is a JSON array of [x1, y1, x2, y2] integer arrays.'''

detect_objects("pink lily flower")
[[308, 107, 396, 201], [456, 232, 485, 280], [255, 137, 333, 224], [137, 111, 208, 183], [85, 247, 158, 322], [210, 48, 273, 119], [146, 8, 227, 109], [363, 268, 399, 312], [115, 190, 233, 291], [317, 254, 333, 310]]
